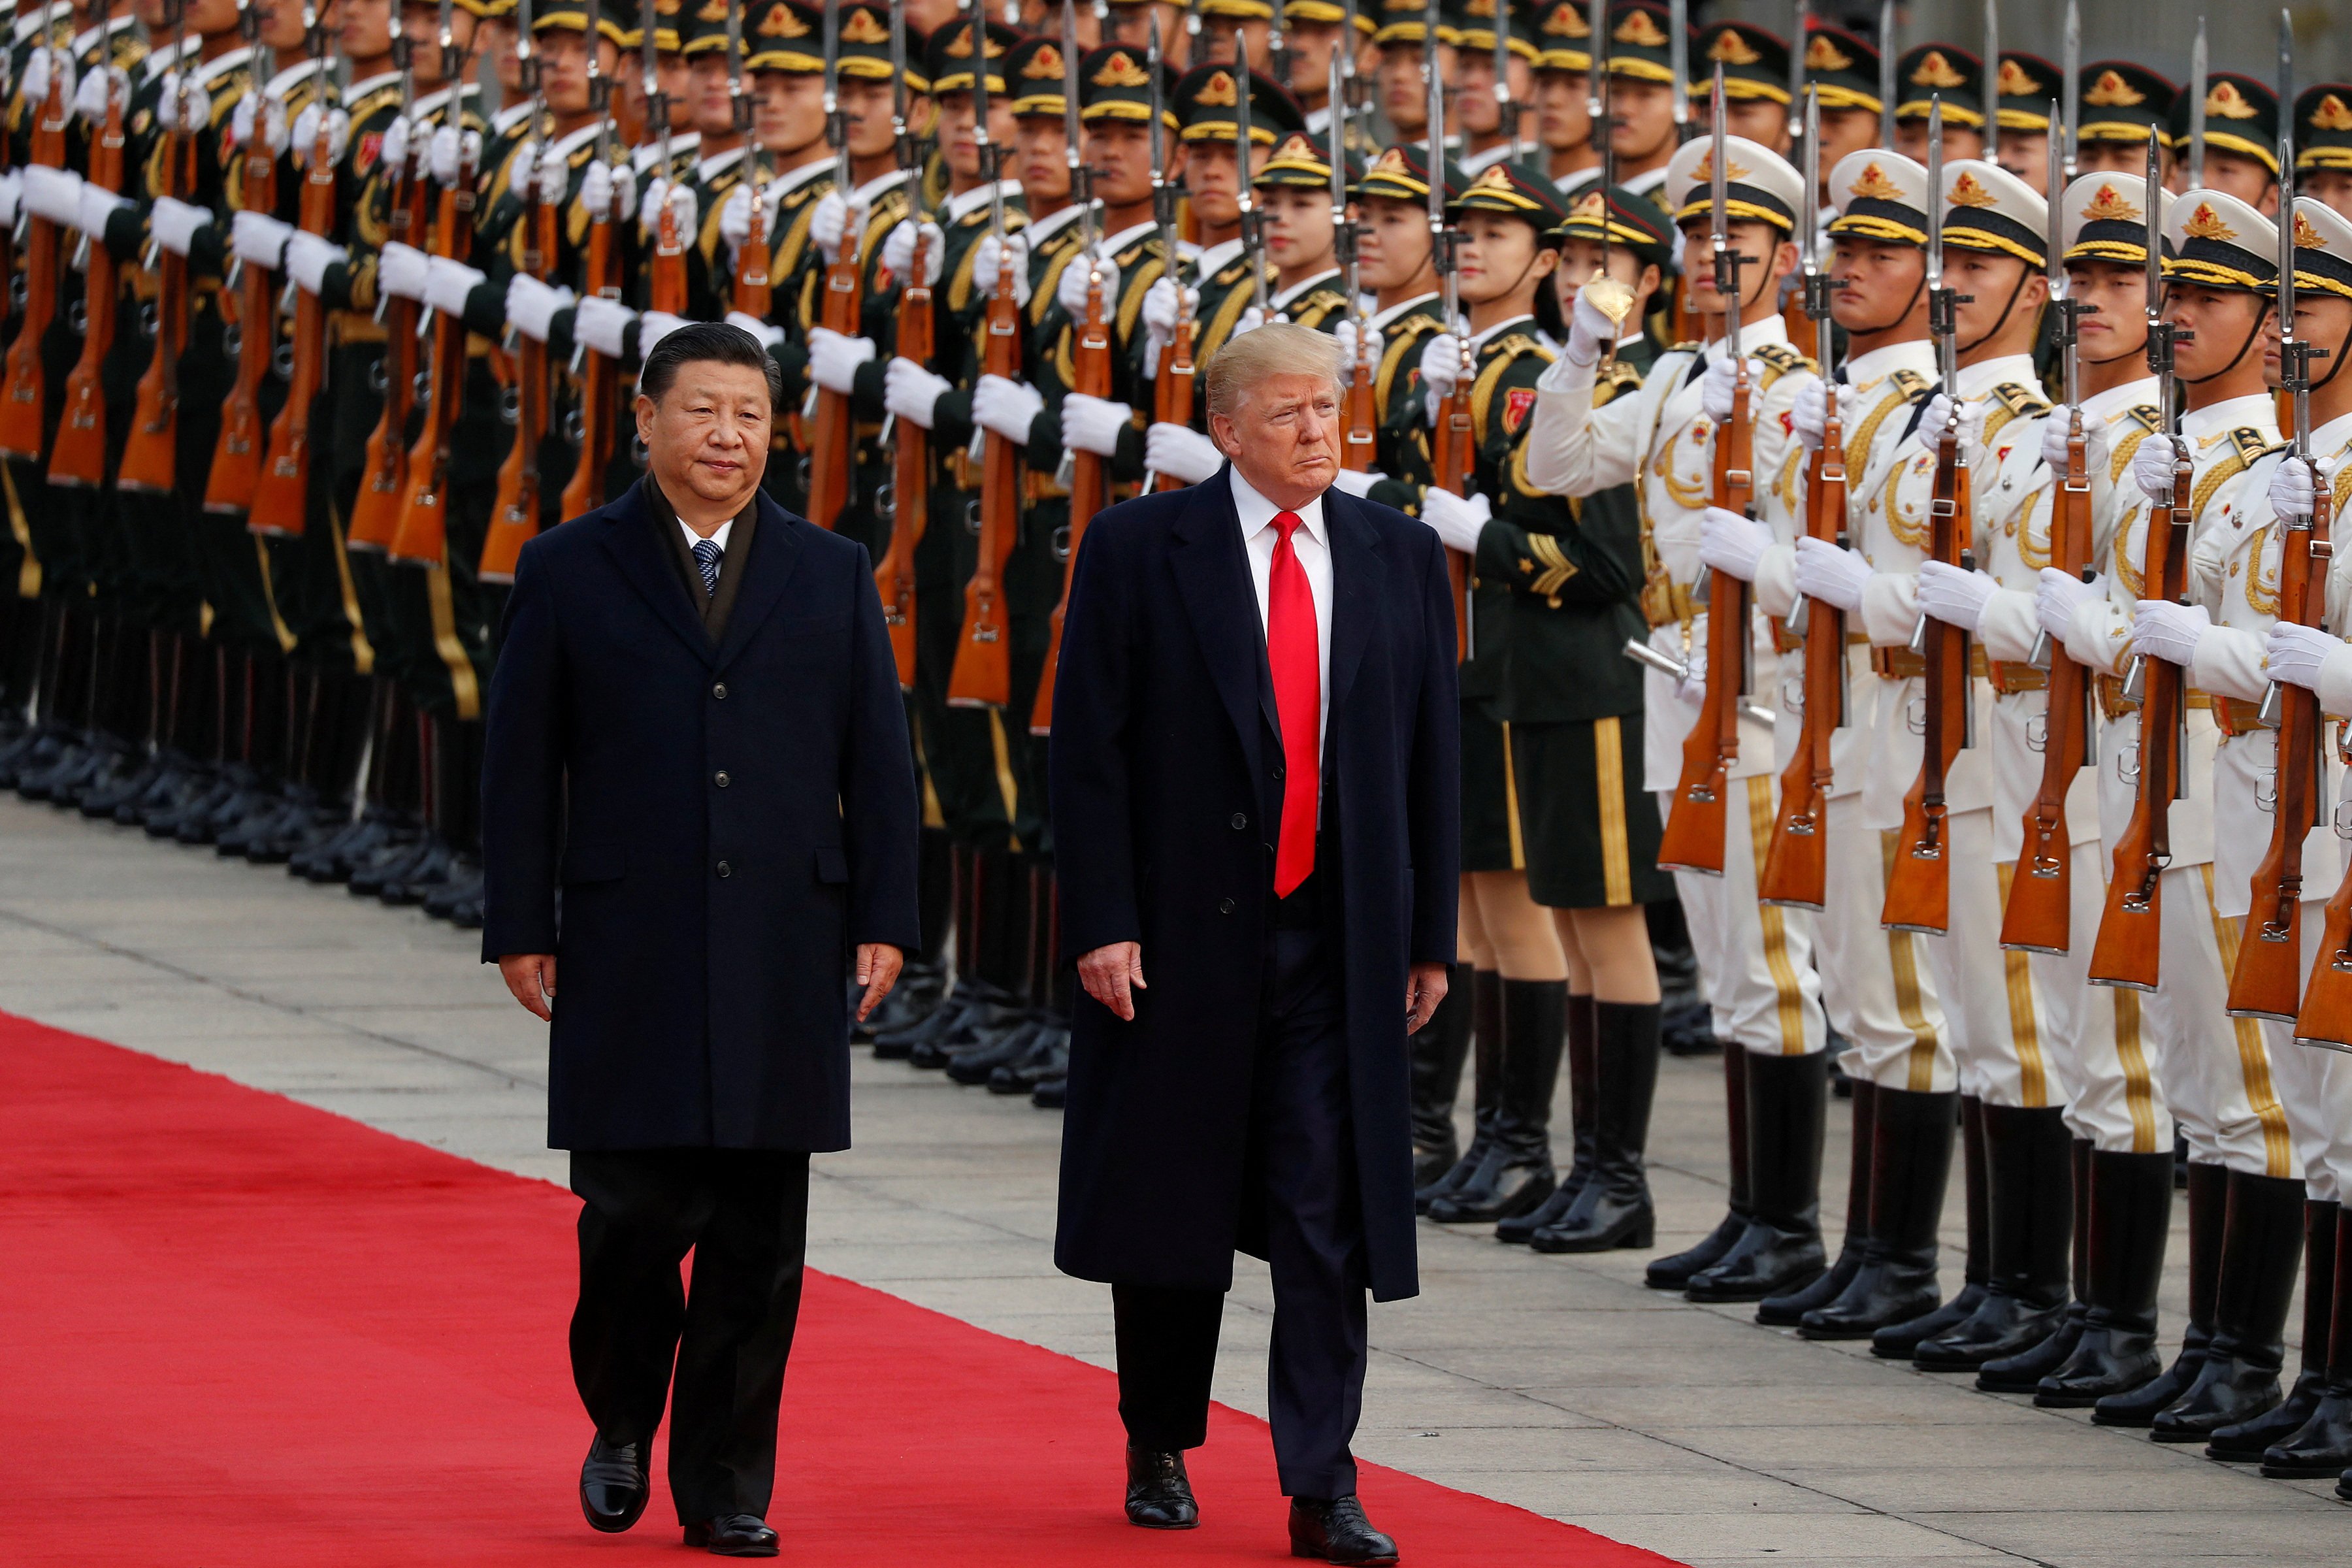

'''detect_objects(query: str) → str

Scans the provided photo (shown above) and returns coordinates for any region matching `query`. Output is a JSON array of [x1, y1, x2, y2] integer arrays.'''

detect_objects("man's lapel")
[[711, 493, 806, 672], [1169, 465, 1268, 788], [1324, 489, 1386, 723], [596, 482, 716, 666]]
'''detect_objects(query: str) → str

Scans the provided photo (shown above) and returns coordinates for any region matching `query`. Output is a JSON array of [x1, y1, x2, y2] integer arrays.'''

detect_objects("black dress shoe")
[[1287, 1495, 1397, 1565], [683, 1514, 779, 1556], [1124, 1447, 1198, 1529], [1031, 1074, 1066, 1109], [578, 1433, 649, 1533]]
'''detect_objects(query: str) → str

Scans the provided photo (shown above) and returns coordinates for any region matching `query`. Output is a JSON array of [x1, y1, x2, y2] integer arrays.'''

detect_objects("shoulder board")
[[1668, 340, 1701, 353], [1890, 368, 1932, 402], [1991, 382, 2052, 419], [2126, 404, 2163, 434], [1485, 331, 1553, 365], [1753, 343, 1810, 373], [2230, 427, 2286, 465]]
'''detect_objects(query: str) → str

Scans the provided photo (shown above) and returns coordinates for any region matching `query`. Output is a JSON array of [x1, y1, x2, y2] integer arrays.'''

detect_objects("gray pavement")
[[3, 792, 2347, 1565]]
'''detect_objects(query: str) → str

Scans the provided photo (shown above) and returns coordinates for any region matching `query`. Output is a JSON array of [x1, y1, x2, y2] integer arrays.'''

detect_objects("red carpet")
[[0, 1013, 1680, 1566]]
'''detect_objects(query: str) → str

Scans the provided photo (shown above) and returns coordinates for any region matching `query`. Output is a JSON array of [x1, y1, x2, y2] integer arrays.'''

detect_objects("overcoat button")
[[1230, 812, 1247, 830], [712, 682, 728, 700], [716, 860, 732, 878], [1218, 898, 1235, 915], [715, 770, 731, 787]]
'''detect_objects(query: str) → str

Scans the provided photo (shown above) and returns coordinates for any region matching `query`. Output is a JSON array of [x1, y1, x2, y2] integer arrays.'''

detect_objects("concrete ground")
[[3, 792, 2347, 1566]]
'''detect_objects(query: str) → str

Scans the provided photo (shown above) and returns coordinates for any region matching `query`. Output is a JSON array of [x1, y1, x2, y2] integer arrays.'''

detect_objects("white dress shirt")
[[679, 517, 733, 588], [1230, 465, 1332, 764]]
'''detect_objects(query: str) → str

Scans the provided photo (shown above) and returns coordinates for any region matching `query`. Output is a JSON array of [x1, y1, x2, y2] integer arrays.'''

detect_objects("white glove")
[[147, 195, 210, 258], [1699, 353, 1746, 425], [504, 274, 574, 342], [231, 209, 293, 272], [1420, 487, 1492, 554], [2036, 568, 2099, 643], [380, 116, 413, 180], [74, 182, 126, 239], [19, 46, 65, 112], [972, 374, 1045, 444], [1330, 466, 1386, 498], [506, 140, 539, 204], [1143, 276, 1196, 344], [572, 295, 636, 358], [884, 356, 952, 429], [1565, 282, 1620, 366], [636, 309, 689, 357], [880, 218, 945, 286], [2131, 598, 2210, 666], [637, 173, 670, 231], [431, 126, 482, 186], [282, 232, 345, 295], [2133, 433, 2185, 503], [657, 183, 696, 242], [1698, 506, 1774, 582], [377, 240, 431, 302], [425, 255, 485, 316], [1792, 379, 1857, 453], [1419, 332, 1467, 406], [804, 325, 875, 395], [1675, 625, 1708, 708], [1793, 536, 1874, 613], [1060, 391, 1133, 458], [1918, 560, 1998, 632], [580, 159, 625, 222], [723, 308, 784, 350], [1332, 316, 1382, 372], [20, 165, 80, 226], [155, 75, 210, 133], [809, 188, 852, 264], [2040, 406, 2078, 472], [973, 231, 1032, 306], [2268, 453, 2332, 522], [1232, 304, 1267, 340], [290, 105, 349, 168], [540, 142, 572, 204], [1145, 421, 1224, 485], [0, 170, 21, 228], [231, 91, 288, 155], [72, 63, 122, 125], [717, 180, 783, 257], [1056, 249, 1119, 319], [2265, 623, 2346, 693], [1919, 392, 1988, 465]]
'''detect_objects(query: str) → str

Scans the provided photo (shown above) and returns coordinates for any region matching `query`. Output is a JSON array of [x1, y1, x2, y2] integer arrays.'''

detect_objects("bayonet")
[[1340, 0, 1363, 146], [2188, 15, 2207, 189], [1877, 0, 1895, 152], [1708, 62, 1731, 308], [1064, 0, 1092, 259], [1789, 0, 1808, 159], [1669, 0, 1690, 142], [2062, 0, 2080, 182], [1494, 0, 1516, 163], [1982, 0, 1999, 167], [640, 0, 666, 182], [1591, 0, 1612, 199], [1269, 0, 1290, 95], [2269, 4, 2308, 732], [1331, 40, 1358, 324], [2029, 97, 2073, 669], [823, 0, 847, 195], [1239, 10, 1266, 312], [1149, 4, 1175, 272], [972, 12, 1004, 245]]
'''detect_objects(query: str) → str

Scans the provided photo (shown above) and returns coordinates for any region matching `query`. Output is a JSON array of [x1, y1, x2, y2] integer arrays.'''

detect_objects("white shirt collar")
[[546, 121, 604, 164], [2080, 376, 2159, 422], [695, 144, 748, 182], [1230, 463, 1327, 547], [1193, 236, 1245, 276], [1466, 312, 1533, 353], [346, 71, 402, 102], [410, 82, 480, 123], [140, 37, 190, 82], [1271, 267, 1341, 312], [1554, 165, 1602, 196], [493, 99, 538, 136], [2183, 393, 2280, 440], [1956, 353, 2038, 399], [1305, 103, 1332, 135], [851, 166, 909, 206], [767, 153, 835, 195], [1458, 141, 1514, 176], [72, 13, 133, 56], [1021, 199, 1090, 244], [679, 516, 734, 565], [193, 44, 253, 90], [1840, 338, 1937, 385], [265, 58, 321, 99], [1704, 312, 1792, 363], [2312, 408, 2352, 458], [632, 130, 698, 172], [1621, 165, 1669, 195], [1369, 290, 1439, 331], [944, 177, 1019, 223], [1098, 216, 1158, 257]]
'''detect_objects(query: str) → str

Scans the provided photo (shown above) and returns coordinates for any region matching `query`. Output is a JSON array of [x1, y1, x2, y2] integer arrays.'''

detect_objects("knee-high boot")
[[2096, 1159, 2228, 1424], [2262, 1206, 2352, 1476], [1980, 1137, 2093, 1391], [2151, 1171, 2310, 1441], [1527, 1002, 1661, 1252], [1799, 1086, 1957, 1339], [1408, 962, 1475, 1188], [1428, 980, 1564, 1224], [1688, 1051, 1829, 1301], [1642, 1044, 1750, 1288], [2041, 1148, 2174, 1406], [1916, 1104, 2074, 1369], [1499, 992, 1599, 1243], [1419, 970, 1503, 1212], [2210, 1199, 2338, 1460], [1870, 1094, 1989, 1358], [1761, 1078, 1874, 1326]]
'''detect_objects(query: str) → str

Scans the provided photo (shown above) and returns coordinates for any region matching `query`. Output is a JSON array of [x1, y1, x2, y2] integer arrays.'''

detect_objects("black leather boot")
[[1427, 979, 1563, 1224], [1982, 1137, 2093, 1392], [1762, 1078, 1874, 1326], [2211, 1200, 2336, 1460], [2043, 1147, 2174, 1407], [1799, 1086, 1956, 1339], [2094, 1158, 2223, 1423], [1644, 1043, 1750, 1286], [1871, 1094, 1987, 1358], [2151, 1171, 2307, 1442], [1689, 1051, 1828, 1301], [1528, 1002, 1660, 1252], [1500, 992, 1597, 1243], [1917, 1104, 2074, 1371], [2263, 1207, 2352, 1477], [1418, 969, 1501, 1213], [1409, 962, 1473, 1188]]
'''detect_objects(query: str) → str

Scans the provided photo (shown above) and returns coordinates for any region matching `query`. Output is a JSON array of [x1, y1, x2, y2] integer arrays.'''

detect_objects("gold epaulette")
[[2229, 427, 2287, 466], [1667, 340, 1701, 353], [1595, 359, 1643, 406], [1752, 342, 1814, 389], [1989, 382, 2052, 419], [1485, 331, 1552, 365], [2126, 404, 2163, 435]]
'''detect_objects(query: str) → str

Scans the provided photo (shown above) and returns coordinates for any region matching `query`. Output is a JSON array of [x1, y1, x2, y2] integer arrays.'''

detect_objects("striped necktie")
[[691, 537, 723, 599]]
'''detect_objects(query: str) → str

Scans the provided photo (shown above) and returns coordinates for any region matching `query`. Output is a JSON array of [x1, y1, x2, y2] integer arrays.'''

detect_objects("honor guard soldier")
[[1891, 44, 1985, 165], [1797, 24, 1883, 194], [619, 0, 696, 185], [1452, 0, 1535, 179], [1322, 142, 1458, 517], [662, 0, 760, 323], [1249, 129, 1358, 331], [1693, 20, 1792, 157], [2166, 72, 2279, 210], [1279, 0, 1374, 146], [2074, 61, 2177, 180], [1989, 51, 2064, 195], [1194, 0, 1273, 75], [1594, 2, 1684, 199], [2294, 84, 2352, 220], [1368, 0, 1444, 148], [1529, 2, 1597, 197]]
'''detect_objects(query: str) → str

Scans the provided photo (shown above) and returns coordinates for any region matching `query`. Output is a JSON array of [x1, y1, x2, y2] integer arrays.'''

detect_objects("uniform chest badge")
[[357, 131, 383, 174], [1503, 387, 1535, 435]]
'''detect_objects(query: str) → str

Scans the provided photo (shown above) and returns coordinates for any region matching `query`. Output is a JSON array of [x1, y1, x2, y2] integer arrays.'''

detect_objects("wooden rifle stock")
[[2227, 478, 2328, 1019], [1151, 299, 1196, 492], [2001, 419, 2097, 953], [479, 191, 559, 582], [0, 63, 71, 459], [348, 148, 432, 551], [250, 113, 340, 538], [2295, 724, 2352, 1048], [1882, 421, 1973, 934], [1655, 367, 1753, 876], [1431, 344, 1475, 657], [560, 205, 618, 523], [873, 224, 930, 687], [1030, 259, 1113, 736], [731, 178, 772, 319], [1340, 323, 1375, 473], [206, 105, 278, 514], [1759, 402, 1845, 908], [389, 152, 480, 567], [120, 93, 199, 493], [802, 201, 863, 531], [48, 84, 127, 489], [946, 250, 1022, 710]]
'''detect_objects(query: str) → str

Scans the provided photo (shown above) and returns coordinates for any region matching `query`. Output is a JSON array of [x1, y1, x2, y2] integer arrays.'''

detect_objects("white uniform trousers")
[[1903, 809, 2067, 1109], [1656, 781, 1825, 1059], [1814, 794, 1952, 1091], [2252, 902, 2352, 1201], [2036, 838, 2171, 1155]]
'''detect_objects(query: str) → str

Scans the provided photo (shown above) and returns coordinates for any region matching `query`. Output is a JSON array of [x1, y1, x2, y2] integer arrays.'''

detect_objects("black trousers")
[[568, 1148, 811, 1523], [1113, 925, 1370, 1499]]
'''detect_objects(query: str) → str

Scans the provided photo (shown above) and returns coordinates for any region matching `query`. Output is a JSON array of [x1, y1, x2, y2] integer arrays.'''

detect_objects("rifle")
[[2231, 22, 2324, 1020], [1980, 0, 1998, 169], [2186, 16, 2207, 191], [1883, 97, 1974, 934], [1143, 7, 1194, 490], [1759, 86, 1844, 909], [726, 0, 771, 319], [48, 58, 127, 489], [249, 7, 334, 538], [389, 2, 478, 568], [640, 0, 684, 320], [1654, 65, 1750, 877], [2001, 105, 2098, 953], [479, 0, 548, 582], [1426, 0, 1472, 656], [1031, 0, 1111, 736], [872, 0, 926, 685], [1876, 0, 1895, 150], [120, 0, 198, 493], [2087, 131, 2189, 992], [2061, 0, 2080, 184], [559, 0, 618, 522], [205, 19, 275, 513], [347, 35, 426, 551], [1492, 0, 1517, 163], [1332, 45, 1373, 471], [802, 0, 859, 531], [0, 1, 67, 459], [946, 12, 1018, 710], [1238, 12, 1266, 318]]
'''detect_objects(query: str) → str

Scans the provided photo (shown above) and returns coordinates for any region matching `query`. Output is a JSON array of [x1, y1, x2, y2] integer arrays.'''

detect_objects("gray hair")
[[1203, 319, 1345, 419]]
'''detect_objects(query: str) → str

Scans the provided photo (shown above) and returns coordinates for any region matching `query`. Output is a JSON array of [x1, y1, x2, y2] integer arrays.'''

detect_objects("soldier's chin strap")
[[2180, 297, 2273, 385], [2312, 318, 2352, 395], [1956, 263, 2032, 356]]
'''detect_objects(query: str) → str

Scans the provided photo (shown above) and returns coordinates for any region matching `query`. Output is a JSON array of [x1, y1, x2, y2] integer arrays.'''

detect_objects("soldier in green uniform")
[[1248, 127, 1355, 331], [2071, 59, 2174, 180], [672, 0, 756, 323]]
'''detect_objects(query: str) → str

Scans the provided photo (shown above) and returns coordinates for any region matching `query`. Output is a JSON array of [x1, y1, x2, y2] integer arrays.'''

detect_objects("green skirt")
[[1460, 701, 1519, 875], [1511, 713, 1673, 909]]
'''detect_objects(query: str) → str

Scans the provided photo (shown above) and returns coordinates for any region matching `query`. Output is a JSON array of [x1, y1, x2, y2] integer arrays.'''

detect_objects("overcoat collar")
[[596, 482, 803, 669]]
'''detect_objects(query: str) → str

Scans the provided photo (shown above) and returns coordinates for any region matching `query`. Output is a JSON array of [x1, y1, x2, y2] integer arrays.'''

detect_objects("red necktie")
[[1267, 510, 1320, 898]]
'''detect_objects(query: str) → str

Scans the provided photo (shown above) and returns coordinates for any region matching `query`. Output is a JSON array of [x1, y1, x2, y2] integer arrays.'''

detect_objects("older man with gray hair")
[[1045, 322, 1460, 1565]]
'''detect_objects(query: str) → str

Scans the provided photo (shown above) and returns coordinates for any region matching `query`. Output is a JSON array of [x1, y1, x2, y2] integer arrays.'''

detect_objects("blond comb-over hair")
[[1203, 319, 1345, 419]]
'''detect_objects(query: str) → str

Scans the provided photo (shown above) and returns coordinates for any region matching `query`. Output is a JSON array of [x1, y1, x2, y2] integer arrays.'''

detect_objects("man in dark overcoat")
[[1047, 321, 1460, 1567], [480, 323, 921, 1559]]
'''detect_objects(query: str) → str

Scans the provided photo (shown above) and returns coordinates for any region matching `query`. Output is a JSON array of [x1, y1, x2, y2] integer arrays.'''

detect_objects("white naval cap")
[[2059, 172, 2172, 269], [1937, 159, 2049, 269], [1663, 134, 1805, 234], [1825, 150, 1930, 248], [2164, 189, 2279, 295]]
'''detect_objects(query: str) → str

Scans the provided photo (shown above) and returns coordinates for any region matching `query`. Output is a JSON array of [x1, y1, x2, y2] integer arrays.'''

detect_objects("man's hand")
[[1405, 962, 1450, 1035], [1078, 941, 1147, 1021], [498, 954, 556, 1022], [854, 943, 904, 1023]]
